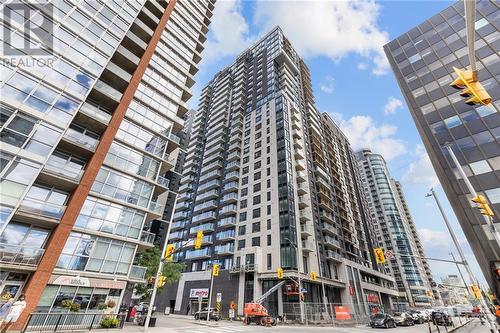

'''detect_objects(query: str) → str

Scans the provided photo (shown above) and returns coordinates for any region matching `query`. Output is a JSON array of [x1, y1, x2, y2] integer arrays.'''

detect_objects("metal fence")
[[281, 302, 374, 326], [22, 313, 126, 332]]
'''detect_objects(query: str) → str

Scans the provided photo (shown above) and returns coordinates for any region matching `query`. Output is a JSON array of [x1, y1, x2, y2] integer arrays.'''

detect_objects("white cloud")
[[402, 145, 440, 188], [202, 0, 254, 63], [384, 96, 404, 115], [320, 75, 334, 94], [331, 112, 406, 161], [357, 62, 368, 70], [254, 0, 390, 75], [418, 228, 452, 249]]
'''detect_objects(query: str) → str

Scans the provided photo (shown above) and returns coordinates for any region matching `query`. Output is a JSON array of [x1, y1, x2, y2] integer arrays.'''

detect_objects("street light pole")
[[427, 188, 498, 333], [285, 238, 304, 323]]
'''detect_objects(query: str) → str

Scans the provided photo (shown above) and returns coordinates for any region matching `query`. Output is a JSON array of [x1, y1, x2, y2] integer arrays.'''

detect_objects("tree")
[[134, 246, 185, 300]]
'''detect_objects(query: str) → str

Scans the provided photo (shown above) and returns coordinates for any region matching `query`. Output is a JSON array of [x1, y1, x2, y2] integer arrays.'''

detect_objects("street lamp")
[[426, 188, 498, 333], [284, 237, 304, 323]]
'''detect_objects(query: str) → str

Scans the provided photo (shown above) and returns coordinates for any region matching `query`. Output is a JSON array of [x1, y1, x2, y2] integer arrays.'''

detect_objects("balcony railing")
[[189, 223, 214, 234], [43, 159, 84, 182], [148, 200, 163, 214], [18, 198, 66, 220], [79, 102, 112, 124], [139, 231, 155, 244], [156, 175, 170, 188], [129, 265, 147, 280], [0, 244, 44, 267], [63, 128, 99, 151]]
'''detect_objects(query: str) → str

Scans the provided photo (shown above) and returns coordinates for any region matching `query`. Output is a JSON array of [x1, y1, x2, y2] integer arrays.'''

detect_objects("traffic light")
[[450, 67, 492, 106], [212, 263, 220, 277], [470, 284, 482, 299], [157, 275, 167, 288], [165, 244, 175, 261], [195, 231, 203, 249], [373, 247, 386, 264], [277, 267, 284, 279], [309, 271, 317, 281], [471, 195, 494, 217]]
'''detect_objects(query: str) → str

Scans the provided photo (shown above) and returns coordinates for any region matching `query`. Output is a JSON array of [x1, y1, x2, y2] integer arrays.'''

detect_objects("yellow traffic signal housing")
[[470, 284, 482, 299], [157, 276, 167, 288], [277, 267, 284, 279], [472, 195, 494, 217], [373, 247, 386, 264], [165, 244, 175, 261], [194, 231, 203, 249], [309, 271, 317, 281], [450, 67, 492, 106], [212, 263, 220, 277]]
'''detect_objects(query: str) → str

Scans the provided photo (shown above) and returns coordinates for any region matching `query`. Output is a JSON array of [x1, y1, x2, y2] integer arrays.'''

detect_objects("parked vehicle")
[[408, 310, 426, 323], [370, 313, 396, 328], [393, 312, 414, 326], [194, 307, 220, 321], [431, 311, 453, 326]]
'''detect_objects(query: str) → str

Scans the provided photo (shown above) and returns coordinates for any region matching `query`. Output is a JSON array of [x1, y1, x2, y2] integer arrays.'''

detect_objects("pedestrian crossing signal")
[[374, 247, 386, 264]]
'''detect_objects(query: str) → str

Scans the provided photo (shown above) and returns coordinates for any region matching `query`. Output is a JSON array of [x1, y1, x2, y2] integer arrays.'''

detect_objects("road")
[[121, 315, 483, 333]]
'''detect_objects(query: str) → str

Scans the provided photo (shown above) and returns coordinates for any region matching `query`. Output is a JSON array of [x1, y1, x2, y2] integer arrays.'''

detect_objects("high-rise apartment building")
[[161, 27, 397, 318], [356, 149, 435, 309], [0, 0, 214, 328], [384, 1, 500, 296]]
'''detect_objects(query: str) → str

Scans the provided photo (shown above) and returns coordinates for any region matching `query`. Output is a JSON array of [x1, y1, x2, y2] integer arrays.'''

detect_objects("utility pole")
[[427, 188, 498, 333]]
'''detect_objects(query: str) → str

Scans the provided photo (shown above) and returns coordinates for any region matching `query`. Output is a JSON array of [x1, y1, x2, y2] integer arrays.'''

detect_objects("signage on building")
[[367, 294, 379, 303], [333, 305, 351, 320], [190, 288, 209, 298], [52, 275, 91, 287]]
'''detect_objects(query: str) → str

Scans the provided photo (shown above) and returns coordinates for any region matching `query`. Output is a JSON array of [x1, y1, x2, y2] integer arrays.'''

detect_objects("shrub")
[[60, 300, 73, 309], [97, 303, 108, 310], [100, 317, 120, 328], [106, 300, 116, 308], [69, 302, 80, 312]]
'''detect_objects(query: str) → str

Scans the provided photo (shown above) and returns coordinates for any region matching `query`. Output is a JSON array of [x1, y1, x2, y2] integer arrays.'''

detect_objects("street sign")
[[385, 250, 394, 259], [216, 292, 222, 303]]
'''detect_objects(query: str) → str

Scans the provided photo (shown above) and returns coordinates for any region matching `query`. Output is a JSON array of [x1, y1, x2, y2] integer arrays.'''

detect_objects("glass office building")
[[384, 1, 499, 296], [0, 0, 214, 328]]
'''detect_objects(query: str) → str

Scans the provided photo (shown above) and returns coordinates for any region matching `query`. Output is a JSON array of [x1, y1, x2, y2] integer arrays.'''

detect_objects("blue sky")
[[188, 0, 486, 286]]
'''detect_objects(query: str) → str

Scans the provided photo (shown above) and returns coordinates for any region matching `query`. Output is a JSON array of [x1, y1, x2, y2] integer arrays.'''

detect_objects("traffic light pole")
[[464, 0, 477, 77], [445, 145, 500, 250], [428, 188, 498, 333], [143, 196, 178, 332]]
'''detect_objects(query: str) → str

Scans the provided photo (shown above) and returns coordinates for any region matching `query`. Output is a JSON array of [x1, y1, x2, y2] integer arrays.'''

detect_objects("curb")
[[448, 319, 473, 332]]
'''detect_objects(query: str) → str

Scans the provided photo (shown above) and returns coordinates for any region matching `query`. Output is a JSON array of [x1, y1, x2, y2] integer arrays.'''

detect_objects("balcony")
[[195, 190, 219, 202], [156, 175, 170, 189], [226, 161, 239, 171], [79, 102, 112, 125], [62, 128, 99, 152], [173, 211, 189, 221], [300, 224, 313, 237], [320, 211, 335, 223], [321, 222, 337, 235], [148, 200, 163, 215], [214, 243, 234, 255], [129, 265, 147, 281], [0, 244, 44, 269], [298, 196, 309, 209], [42, 158, 84, 185], [326, 250, 343, 263], [197, 180, 220, 193], [186, 248, 211, 259], [296, 183, 308, 195], [324, 236, 342, 249], [192, 211, 216, 224], [299, 211, 311, 222], [296, 171, 307, 182], [301, 240, 315, 252], [193, 200, 217, 213], [223, 182, 238, 192], [217, 217, 236, 228], [137, 229, 154, 243], [224, 171, 239, 181], [219, 204, 237, 215], [175, 201, 190, 211], [168, 230, 186, 240], [220, 193, 238, 204], [216, 230, 235, 241], [18, 198, 65, 221]]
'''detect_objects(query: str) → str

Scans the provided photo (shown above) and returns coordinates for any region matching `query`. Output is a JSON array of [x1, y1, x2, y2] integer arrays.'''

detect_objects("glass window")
[[476, 105, 496, 117], [486, 188, 500, 204], [475, 18, 489, 30], [444, 115, 461, 128], [469, 160, 492, 175]]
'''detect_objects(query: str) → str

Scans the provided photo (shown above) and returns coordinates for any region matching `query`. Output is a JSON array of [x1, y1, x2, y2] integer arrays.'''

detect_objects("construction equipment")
[[243, 281, 285, 326]]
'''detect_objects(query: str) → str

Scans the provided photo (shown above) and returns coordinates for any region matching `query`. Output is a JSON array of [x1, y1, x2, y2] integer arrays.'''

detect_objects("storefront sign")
[[367, 294, 379, 303], [49, 275, 126, 289], [333, 305, 352, 320], [190, 288, 209, 298], [52, 276, 90, 287]]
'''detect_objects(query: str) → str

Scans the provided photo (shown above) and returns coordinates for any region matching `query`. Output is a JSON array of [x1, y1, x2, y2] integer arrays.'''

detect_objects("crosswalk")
[[170, 325, 260, 333]]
